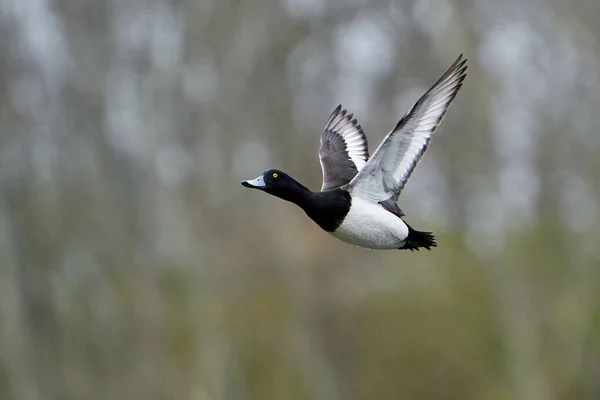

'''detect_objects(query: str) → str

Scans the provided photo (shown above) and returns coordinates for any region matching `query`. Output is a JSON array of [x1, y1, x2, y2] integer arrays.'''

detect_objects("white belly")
[[331, 198, 409, 249]]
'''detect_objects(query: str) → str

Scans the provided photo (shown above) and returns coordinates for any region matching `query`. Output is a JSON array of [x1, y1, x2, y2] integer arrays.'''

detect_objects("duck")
[[242, 54, 467, 250]]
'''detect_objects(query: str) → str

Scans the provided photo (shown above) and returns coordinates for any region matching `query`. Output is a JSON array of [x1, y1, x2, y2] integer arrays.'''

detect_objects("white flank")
[[331, 198, 409, 249]]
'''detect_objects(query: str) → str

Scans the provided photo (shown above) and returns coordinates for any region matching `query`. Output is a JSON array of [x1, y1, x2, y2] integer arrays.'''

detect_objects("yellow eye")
[[272, 173, 278, 178]]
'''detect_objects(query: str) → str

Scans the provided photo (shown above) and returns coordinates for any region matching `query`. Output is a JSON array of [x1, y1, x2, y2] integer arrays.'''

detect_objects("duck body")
[[332, 197, 409, 249], [260, 180, 409, 248], [242, 55, 468, 251], [242, 170, 434, 250]]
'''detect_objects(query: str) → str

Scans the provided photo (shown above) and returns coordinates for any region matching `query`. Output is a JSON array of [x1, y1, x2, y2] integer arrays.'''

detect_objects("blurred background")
[[1, 0, 599, 399]]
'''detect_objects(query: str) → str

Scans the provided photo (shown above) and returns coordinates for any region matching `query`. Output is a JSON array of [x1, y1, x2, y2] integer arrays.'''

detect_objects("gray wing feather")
[[347, 55, 467, 204], [319, 105, 369, 191]]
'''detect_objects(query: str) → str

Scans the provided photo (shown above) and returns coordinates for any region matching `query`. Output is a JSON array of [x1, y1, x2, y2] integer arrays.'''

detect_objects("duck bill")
[[241, 175, 266, 189]]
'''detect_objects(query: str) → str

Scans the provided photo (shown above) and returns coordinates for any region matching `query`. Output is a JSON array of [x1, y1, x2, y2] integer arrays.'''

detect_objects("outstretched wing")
[[319, 105, 369, 191], [347, 54, 467, 204]]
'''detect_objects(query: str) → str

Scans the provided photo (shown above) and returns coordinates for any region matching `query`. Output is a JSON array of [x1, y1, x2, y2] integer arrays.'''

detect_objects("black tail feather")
[[401, 225, 437, 251]]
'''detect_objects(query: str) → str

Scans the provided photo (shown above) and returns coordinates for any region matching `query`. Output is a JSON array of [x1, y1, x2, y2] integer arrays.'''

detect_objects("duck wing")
[[346, 54, 467, 206], [319, 105, 369, 191]]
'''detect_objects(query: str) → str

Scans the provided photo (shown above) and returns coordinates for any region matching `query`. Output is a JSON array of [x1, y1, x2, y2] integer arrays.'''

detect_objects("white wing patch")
[[319, 105, 369, 191], [322, 105, 368, 171], [348, 55, 467, 202]]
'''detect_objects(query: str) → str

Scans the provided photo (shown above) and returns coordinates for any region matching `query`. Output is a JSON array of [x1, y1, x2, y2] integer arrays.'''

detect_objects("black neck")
[[272, 185, 351, 232], [263, 175, 351, 232], [266, 177, 312, 207]]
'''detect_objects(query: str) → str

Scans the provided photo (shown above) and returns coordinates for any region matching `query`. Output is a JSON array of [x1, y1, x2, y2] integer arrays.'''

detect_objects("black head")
[[241, 169, 310, 201]]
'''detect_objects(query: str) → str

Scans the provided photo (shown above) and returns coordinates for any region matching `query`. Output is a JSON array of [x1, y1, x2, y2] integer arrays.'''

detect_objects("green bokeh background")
[[1, 0, 599, 399]]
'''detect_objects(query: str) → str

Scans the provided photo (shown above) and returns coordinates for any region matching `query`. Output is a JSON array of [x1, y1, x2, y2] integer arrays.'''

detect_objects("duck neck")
[[271, 178, 313, 208]]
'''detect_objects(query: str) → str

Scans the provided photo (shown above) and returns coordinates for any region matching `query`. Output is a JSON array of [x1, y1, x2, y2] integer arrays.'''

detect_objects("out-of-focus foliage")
[[0, 0, 599, 399]]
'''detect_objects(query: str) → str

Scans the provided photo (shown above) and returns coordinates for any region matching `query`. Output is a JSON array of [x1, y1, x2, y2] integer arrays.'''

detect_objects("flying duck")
[[242, 55, 467, 250]]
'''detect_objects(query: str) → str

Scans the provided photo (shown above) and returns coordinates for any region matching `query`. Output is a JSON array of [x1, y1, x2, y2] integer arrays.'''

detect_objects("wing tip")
[[324, 107, 368, 145], [428, 54, 468, 100], [326, 104, 344, 125], [441, 54, 468, 82]]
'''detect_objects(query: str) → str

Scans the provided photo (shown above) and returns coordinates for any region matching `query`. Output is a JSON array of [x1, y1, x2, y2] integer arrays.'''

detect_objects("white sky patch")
[[280, 0, 325, 19], [112, 1, 183, 71], [286, 38, 332, 125], [30, 127, 59, 183], [6, 0, 72, 89], [465, 189, 506, 258], [479, 21, 536, 81], [151, 7, 184, 71], [287, 38, 326, 89], [481, 21, 546, 233], [331, 12, 395, 118], [155, 143, 194, 187], [154, 199, 196, 262], [182, 56, 220, 104], [10, 77, 45, 120], [498, 162, 539, 229], [333, 12, 395, 78], [394, 86, 428, 116], [149, 2, 183, 71], [332, 78, 373, 121], [104, 69, 147, 159], [491, 101, 540, 162], [331, 0, 370, 8], [4, 0, 70, 187], [411, 0, 453, 38], [232, 139, 272, 180], [479, 21, 549, 106], [112, 3, 151, 57], [559, 175, 598, 233], [401, 158, 449, 228]]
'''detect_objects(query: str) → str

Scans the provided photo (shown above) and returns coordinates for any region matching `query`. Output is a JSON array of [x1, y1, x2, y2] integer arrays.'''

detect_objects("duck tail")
[[401, 224, 437, 251]]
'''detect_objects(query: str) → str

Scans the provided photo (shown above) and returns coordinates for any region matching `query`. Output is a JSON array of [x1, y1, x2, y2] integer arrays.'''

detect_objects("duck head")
[[241, 169, 310, 202]]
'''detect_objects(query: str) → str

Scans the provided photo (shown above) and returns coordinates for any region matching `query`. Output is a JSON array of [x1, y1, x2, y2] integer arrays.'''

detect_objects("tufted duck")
[[242, 55, 467, 250]]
